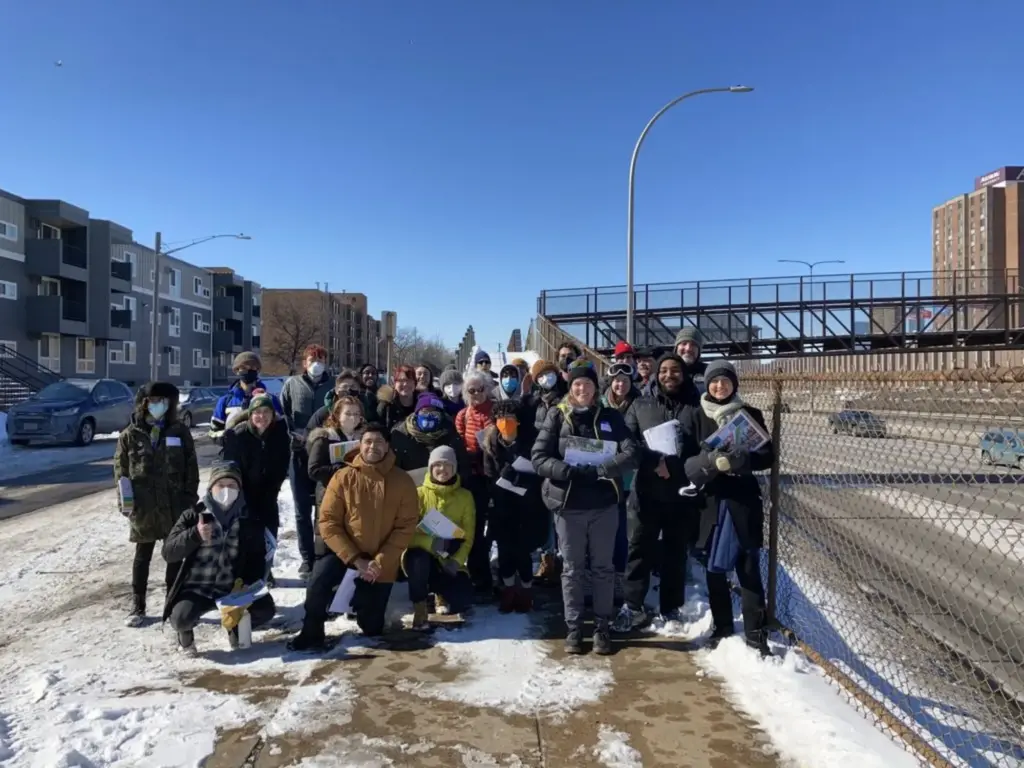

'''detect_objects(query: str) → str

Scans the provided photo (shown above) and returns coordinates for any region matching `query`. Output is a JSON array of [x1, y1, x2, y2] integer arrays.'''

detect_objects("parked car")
[[979, 429, 1024, 469], [178, 387, 222, 428], [827, 410, 887, 438], [5, 379, 134, 446], [258, 376, 287, 397]]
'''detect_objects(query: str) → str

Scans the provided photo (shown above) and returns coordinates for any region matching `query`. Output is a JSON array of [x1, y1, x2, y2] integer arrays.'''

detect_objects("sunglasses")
[[465, 387, 484, 395], [609, 363, 635, 378]]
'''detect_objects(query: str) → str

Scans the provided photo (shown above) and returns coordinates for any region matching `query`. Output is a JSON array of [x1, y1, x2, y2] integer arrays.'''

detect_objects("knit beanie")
[[232, 351, 261, 370], [530, 359, 558, 380], [428, 445, 457, 468], [567, 364, 599, 388], [673, 327, 704, 350], [439, 369, 463, 389], [415, 393, 445, 412], [704, 359, 739, 391], [656, 352, 686, 372], [248, 393, 275, 413], [473, 349, 491, 366], [208, 460, 243, 488]]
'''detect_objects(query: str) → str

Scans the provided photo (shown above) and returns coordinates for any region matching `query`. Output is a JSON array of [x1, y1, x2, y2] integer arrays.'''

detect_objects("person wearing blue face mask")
[[495, 364, 523, 402], [210, 351, 283, 441], [390, 393, 471, 483], [115, 381, 199, 628]]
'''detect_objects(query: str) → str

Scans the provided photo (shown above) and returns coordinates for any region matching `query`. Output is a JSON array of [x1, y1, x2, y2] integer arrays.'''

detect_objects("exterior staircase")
[[0, 349, 62, 411]]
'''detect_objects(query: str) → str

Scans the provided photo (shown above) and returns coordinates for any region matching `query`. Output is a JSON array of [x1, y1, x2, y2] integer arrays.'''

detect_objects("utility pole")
[[149, 231, 162, 381]]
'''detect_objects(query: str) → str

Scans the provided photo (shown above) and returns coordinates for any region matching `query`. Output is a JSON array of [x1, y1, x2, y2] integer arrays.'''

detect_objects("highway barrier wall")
[[743, 367, 1024, 767]]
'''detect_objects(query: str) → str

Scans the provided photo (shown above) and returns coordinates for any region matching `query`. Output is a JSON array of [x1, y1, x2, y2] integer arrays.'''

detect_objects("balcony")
[[110, 259, 133, 293], [106, 307, 132, 341], [25, 239, 89, 281], [26, 295, 89, 336], [252, 304, 261, 318], [252, 335, 261, 349], [214, 295, 243, 321], [213, 329, 241, 353]]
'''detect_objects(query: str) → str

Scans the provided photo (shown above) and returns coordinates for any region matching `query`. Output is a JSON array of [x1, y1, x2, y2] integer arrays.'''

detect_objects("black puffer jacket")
[[161, 500, 269, 620], [624, 381, 695, 506], [680, 402, 774, 551], [375, 386, 417, 432], [531, 401, 637, 513], [221, 414, 291, 532], [306, 425, 362, 508], [390, 415, 471, 482]]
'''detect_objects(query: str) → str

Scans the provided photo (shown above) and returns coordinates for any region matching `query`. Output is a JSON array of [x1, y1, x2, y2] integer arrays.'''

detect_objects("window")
[[38, 277, 60, 296], [168, 346, 181, 376], [110, 340, 136, 365], [122, 251, 138, 278], [123, 295, 137, 321], [192, 348, 210, 368], [168, 268, 181, 298], [0, 341, 16, 358], [38, 223, 61, 240], [193, 276, 206, 296], [38, 334, 60, 372], [0, 221, 18, 242], [168, 307, 181, 337], [76, 338, 96, 374], [0, 280, 16, 300], [193, 312, 204, 332]]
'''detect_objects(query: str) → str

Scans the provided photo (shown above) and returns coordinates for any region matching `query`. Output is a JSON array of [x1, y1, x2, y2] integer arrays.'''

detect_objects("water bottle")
[[236, 611, 252, 649]]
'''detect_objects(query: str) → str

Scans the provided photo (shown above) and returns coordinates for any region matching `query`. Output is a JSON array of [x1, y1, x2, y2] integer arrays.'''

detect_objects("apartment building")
[[0, 186, 259, 388], [206, 267, 262, 383], [261, 288, 386, 375]]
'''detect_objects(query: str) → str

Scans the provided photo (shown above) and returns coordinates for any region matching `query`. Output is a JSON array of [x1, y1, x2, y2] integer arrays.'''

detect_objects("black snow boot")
[[593, 621, 613, 656], [564, 626, 584, 655], [125, 594, 146, 628]]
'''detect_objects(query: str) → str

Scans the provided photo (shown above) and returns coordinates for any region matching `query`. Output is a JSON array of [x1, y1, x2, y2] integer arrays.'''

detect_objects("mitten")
[[571, 464, 599, 481], [724, 447, 751, 475], [429, 537, 449, 557], [440, 559, 460, 577], [685, 452, 721, 485], [219, 579, 247, 631]]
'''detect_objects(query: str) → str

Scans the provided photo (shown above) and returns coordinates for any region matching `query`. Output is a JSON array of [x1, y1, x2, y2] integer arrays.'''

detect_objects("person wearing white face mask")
[[115, 381, 199, 627], [280, 344, 334, 579], [162, 462, 277, 655], [438, 368, 464, 417]]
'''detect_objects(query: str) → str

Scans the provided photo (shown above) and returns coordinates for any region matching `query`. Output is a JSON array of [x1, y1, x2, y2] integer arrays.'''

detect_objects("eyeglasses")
[[609, 362, 635, 378]]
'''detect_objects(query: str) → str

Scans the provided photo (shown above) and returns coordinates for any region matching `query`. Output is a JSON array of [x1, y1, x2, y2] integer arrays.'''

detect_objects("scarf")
[[203, 489, 245, 531], [700, 393, 746, 427], [404, 413, 451, 447], [146, 417, 164, 448]]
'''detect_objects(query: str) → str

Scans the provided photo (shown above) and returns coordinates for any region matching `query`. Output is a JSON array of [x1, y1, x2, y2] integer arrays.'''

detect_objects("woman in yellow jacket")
[[403, 445, 476, 629]]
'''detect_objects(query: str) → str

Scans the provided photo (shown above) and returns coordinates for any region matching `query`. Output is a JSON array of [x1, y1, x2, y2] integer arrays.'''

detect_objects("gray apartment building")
[[0, 187, 260, 390], [206, 267, 263, 384]]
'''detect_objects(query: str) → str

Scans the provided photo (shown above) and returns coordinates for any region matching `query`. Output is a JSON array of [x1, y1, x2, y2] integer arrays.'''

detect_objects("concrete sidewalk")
[[200, 629, 781, 767]]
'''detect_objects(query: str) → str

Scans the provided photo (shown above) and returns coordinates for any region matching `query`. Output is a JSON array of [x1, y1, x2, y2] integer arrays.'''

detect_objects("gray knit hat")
[[232, 351, 261, 370], [428, 445, 457, 468], [674, 327, 705, 349], [704, 359, 738, 391], [208, 460, 243, 488], [439, 369, 463, 389]]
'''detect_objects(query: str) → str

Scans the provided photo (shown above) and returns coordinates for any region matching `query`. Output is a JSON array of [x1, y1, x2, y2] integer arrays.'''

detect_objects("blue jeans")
[[290, 450, 316, 568], [613, 499, 628, 573]]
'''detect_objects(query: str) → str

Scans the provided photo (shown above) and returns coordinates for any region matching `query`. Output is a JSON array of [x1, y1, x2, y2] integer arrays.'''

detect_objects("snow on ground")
[[0, 433, 121, 483], [0, 467, 936, 767]]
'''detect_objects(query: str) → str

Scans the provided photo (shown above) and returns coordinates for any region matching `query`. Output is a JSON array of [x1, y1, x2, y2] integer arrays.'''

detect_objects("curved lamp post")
[[625, 85, 754, 344]]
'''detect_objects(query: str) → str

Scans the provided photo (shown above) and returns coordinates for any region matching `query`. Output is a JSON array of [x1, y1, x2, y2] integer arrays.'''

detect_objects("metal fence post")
[[766, 376, 783, 629]]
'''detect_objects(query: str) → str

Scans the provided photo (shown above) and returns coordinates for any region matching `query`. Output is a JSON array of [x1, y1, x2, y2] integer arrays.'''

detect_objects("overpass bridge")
[[536, 269, 1024, 360]]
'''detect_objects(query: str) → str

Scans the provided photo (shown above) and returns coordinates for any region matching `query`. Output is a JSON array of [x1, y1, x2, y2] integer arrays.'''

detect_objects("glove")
[[684, 452, 721, 485], [723, 447, 751, 475], [570, 464, 599, 481], [440, 559, 460, 577], [220, 578, 247, 631], [429, 537, 449, 557], [499, 466, 517, 483], [596, 460, 618, 479]]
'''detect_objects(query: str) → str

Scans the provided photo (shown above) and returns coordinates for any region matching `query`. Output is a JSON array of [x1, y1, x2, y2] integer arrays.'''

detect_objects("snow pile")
[[463, 346, 541, 379], [397, 610, 612, 718], [594, 725, 642, 767]]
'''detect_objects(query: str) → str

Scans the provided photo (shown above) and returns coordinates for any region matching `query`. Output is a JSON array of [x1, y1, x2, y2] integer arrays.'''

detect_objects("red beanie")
[[614, 341, 634, 357]]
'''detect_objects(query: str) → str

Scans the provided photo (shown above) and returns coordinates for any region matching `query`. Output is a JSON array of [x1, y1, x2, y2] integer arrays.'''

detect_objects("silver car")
[[6, 378, 134, 446]]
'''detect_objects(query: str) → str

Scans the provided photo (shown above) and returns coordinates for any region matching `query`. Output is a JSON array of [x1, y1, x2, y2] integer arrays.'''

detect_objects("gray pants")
[[555, 505, 618, 627]]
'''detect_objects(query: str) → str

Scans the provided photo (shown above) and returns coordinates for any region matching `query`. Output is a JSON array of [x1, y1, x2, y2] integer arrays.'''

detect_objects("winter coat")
[[161, 498, 268, 620], [390, 414, 472, 482], [375, 386, 417, 433], [318, 449, 420, 582], [601, 388, 641, 491], [221, 413, 291, 532], [679, 403, 773, 551], [481, 424, 548, 547], [114, 410, 199, 544], [442, 395, 464, 418], [307, 425, 362, 510], [624, 381, 695, 506], [211, 381, 283, 433], [531, 401, 637, 513], [280, 373, 334, 450], [455, 401, 495, 475], [409, 474, 476, 569]]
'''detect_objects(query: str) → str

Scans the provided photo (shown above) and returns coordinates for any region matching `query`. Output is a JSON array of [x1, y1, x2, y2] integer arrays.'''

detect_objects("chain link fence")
[[742, 368, 1024, 767]]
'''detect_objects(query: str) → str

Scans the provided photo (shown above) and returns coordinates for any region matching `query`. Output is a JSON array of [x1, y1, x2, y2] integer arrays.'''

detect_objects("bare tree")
[[263, 296, 322, 375], [390, 326, 451, 372]]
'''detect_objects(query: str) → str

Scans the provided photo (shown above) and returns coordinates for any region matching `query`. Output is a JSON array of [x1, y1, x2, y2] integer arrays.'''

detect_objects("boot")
[[514, 585, 533, 614], [411, 602, 429, 631], [125, 594, 145, 628], [593, 621, 613, 656], [433, 594, 450, 616], [534, 553, 561, 585], [177, 629, 197, 657], [498, 586, 518, 614], [564, 625, 584, 655]]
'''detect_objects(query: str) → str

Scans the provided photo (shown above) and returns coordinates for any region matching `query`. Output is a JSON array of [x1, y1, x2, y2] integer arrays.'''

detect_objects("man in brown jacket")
[[289, 423, 419, 650]]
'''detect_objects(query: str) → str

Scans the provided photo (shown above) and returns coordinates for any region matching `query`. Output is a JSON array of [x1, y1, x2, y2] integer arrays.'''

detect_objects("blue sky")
[[5, 1, 1022, 353]]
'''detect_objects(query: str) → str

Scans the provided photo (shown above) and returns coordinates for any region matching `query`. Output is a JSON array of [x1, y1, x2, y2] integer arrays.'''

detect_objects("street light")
[[150, 231, 251, 380], [778, 259, 846, 348], [625, 85, 754, 344]]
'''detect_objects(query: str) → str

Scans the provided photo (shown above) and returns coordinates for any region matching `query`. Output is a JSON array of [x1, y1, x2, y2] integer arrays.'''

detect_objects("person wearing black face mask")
[[211, 351, 282, 440], [556, 343, 581, 382], [390, 393, 471, 483]]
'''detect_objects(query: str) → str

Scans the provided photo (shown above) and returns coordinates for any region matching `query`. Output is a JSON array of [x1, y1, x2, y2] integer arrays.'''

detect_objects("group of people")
[[114, 327, 774, 658]]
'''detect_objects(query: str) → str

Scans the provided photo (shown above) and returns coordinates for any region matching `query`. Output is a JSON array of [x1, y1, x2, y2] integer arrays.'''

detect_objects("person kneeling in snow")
[[682, 360, 773, 656], [404, 446, 476, 630], [162, 462, 276, 655], [289, 424, 420, 650]]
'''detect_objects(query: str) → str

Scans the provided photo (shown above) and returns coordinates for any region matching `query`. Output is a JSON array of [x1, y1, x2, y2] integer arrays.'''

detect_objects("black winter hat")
[[143, 381, 179, 401], [704, 359, 739, 391], [493, 400, 519, 420], [208, 460, 243, 488], [473, 349, 491, 366], [655, 352, 686, 373], [567, 364, 599, 388]]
